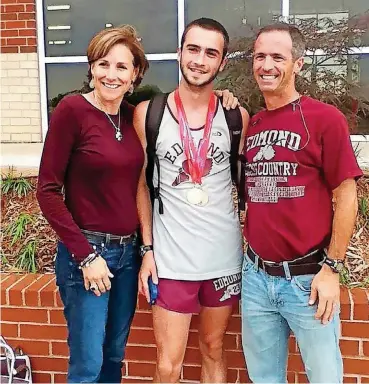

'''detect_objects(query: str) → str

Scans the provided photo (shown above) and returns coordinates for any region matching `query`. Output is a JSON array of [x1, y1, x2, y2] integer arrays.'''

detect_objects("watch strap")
[[140, 245, 153, 257]]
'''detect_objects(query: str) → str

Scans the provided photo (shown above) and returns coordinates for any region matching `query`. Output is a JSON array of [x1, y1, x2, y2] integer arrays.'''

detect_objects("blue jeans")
[[55, 238, 140, 383], [241, 254, 343, 383]]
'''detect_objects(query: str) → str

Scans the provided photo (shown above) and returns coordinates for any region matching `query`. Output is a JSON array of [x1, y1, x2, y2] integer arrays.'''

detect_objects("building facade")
[[1, 0, 369, 172]]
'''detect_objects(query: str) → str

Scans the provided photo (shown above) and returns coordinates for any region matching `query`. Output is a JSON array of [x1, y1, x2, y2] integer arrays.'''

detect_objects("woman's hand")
[[82, 256, 114, 297], [214, 89, 240, 110]]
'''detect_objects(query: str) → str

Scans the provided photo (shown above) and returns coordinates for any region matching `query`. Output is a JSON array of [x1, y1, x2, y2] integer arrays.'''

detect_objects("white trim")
[[351, 135, 369, 142], [177, 0, 185, 82], [47, 25, 71, 30], [47, 5, 70, 11], [282, 0, 289, 20], [306, 47, 369, 56], [1, 155, 41, 168], [44, 53, 178, 64], [36, 0, 48, 142], [177, 0, 185, 48]]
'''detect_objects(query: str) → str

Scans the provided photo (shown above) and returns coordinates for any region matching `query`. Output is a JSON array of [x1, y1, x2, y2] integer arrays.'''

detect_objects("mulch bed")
[[1, 176, 368, 286]]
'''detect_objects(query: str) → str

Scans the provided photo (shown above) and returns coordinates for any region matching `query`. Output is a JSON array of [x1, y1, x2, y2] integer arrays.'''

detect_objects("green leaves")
[[5, 213, 34, 246], [3, 213, 38, 273], [14, 240, 37, 273], [1, 169, 33, 198]]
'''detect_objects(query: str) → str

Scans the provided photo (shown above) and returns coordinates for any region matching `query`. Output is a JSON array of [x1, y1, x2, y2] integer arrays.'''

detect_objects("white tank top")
[[152, 100, 243, 280]]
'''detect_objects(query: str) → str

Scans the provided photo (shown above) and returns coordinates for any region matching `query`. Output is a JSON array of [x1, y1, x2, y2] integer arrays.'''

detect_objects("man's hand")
[[214, 89, 239, 110], [82, 256, 114, 297], [139, 251, 158, 303], [309, 264, 340, 324]]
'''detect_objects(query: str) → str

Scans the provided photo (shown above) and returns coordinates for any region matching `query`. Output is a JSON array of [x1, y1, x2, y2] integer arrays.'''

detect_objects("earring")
[[89, 78, 95, 89], [127, 82, 134, 96]]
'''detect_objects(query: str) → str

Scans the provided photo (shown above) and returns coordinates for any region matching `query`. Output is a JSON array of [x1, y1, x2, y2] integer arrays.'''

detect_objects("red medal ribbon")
[[174, 89, 216, 184]]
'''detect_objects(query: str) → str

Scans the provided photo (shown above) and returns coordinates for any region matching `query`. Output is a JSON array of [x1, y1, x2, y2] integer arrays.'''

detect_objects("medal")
[[187, 185, 209, 206], [175, 89, 216, 206]]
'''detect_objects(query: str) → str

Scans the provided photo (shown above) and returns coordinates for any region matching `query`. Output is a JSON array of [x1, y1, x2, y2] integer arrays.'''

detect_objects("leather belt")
[[246, 246, 324, 277], [81, 229, 137, 245]]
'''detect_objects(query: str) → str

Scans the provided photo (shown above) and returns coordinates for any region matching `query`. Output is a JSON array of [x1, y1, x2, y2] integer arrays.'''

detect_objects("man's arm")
[[133, 101, 158, 302], [310, 178, 359, 324], [327, 178, 358, 260]]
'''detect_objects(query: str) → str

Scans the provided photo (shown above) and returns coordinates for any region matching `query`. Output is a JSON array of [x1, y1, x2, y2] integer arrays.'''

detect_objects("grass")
[[14, 240, 37, 273], [358, 197, 369, 224], [1, 168, 33, 198], [5, 213, 34, 246]]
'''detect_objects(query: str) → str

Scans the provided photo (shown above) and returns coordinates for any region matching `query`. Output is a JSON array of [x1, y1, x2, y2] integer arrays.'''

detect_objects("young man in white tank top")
[[134, 18, 249, 383]]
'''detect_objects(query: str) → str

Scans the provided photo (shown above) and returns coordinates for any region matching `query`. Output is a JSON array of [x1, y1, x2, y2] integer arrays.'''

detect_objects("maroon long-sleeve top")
[[37, 94, 144, 261]]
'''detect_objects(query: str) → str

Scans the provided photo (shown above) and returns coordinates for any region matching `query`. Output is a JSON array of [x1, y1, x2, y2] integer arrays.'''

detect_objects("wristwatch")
[[324, 257, 345, 273], [139, 245, 153, 258]]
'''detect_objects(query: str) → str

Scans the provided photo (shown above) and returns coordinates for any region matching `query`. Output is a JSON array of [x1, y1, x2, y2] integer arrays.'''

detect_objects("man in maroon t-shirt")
[[241, 23, 363, 383]]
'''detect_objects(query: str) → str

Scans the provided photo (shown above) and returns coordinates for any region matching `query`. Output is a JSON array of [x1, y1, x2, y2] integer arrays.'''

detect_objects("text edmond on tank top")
[[152, 101, 243, 280]]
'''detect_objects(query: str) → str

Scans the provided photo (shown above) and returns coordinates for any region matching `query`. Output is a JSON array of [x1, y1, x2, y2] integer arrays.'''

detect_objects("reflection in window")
[[290, 1, 369, 45], [46, 63, 88, 106], [43, 0, 178, 56], [302, 54, 369, 134], [185, 0, 281, 39], [352, 54, 369, 134], [141, 61, 178, 93]]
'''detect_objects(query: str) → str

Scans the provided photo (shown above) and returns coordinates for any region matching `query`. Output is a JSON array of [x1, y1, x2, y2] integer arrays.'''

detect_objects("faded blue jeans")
[[241, 254, 343, 383], [55, 237, 140, 383]]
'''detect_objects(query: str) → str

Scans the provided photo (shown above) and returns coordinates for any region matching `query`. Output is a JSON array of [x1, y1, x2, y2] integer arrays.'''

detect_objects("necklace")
[[93, 92, 123, 141]]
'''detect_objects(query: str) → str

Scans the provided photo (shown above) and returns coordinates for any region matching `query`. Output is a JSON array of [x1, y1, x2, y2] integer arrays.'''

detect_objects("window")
[[43, 0, 178, 56], [37, 0, 369, 138], [46, 61, 178, 109], [290, 0, 369, 45], [185, 0, 281, 39]]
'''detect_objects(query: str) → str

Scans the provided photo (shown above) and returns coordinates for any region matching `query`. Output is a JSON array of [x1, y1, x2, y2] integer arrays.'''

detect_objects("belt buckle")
[[119, 236, 125, 245]]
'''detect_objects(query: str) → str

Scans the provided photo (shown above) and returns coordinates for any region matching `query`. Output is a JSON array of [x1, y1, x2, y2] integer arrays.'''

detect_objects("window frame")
[[36, 0, 369, 141]]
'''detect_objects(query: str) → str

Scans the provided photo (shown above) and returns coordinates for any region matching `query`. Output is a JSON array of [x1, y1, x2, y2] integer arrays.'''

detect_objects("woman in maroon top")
[[37, 26, 151, 383], [37, 23, 239, 383]]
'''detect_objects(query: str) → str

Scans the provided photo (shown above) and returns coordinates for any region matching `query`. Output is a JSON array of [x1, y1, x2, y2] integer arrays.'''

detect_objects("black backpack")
[[145, 92, 245, 215]]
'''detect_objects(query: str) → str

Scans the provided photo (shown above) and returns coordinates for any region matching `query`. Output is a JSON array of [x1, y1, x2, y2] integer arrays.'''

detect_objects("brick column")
[[1, 0, 42, 143]]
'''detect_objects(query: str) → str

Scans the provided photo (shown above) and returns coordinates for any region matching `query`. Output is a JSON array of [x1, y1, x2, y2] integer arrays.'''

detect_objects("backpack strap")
[[145, 93, 169, 214], [223, 105, 246, 214]]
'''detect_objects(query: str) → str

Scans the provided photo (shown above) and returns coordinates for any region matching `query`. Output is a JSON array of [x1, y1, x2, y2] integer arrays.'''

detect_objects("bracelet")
[[78, 252, 100, 269]]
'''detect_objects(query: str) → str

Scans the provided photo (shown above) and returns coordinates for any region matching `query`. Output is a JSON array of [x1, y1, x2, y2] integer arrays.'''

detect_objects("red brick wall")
[[1, 273, 368, 383], [0, 0, 36, 54]]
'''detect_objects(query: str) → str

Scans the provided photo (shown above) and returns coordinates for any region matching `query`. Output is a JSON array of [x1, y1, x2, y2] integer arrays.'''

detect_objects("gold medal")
[[187, 186, 209, 206]]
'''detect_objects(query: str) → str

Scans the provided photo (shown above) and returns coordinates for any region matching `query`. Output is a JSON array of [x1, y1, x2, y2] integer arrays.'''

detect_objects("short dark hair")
[[256, 23, 306, 60], [181, 17, 229, 59]]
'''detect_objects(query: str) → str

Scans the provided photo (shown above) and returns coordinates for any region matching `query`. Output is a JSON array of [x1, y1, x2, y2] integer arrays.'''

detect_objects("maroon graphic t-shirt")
[[243, 96, 362, 262]]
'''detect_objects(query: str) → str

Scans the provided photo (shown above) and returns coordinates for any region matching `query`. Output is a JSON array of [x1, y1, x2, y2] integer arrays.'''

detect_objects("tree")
[[217, 14, 369, 134]]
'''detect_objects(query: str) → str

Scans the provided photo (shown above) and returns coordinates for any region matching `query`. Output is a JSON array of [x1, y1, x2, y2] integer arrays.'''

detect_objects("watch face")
[[335, 261, 345, 273], [140, 245, 153, 257]]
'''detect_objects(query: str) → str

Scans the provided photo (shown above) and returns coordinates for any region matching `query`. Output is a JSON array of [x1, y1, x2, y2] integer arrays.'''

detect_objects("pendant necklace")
[[94, 91, 123, 141]]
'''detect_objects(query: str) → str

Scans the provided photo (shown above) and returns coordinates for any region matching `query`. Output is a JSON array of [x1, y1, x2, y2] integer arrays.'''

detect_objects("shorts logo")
[[219, 282, 241, 301], [213, 273, 241, 302]]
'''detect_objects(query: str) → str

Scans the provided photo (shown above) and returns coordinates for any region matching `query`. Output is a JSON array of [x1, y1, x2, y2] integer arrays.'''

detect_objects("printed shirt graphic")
[[153, 101, 242, 280], [243, 96, 363, 263]]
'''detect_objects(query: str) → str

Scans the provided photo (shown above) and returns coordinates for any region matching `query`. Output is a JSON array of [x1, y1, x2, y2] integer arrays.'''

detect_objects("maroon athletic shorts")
[[155, 272, 241, 314]]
